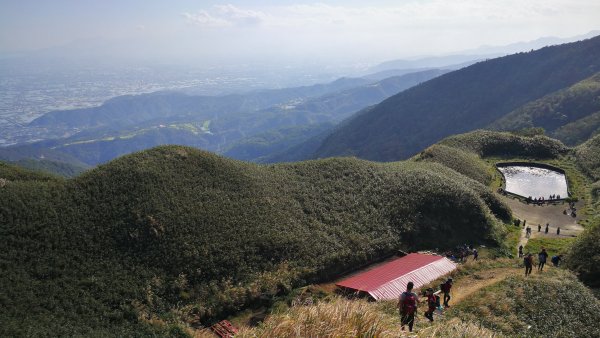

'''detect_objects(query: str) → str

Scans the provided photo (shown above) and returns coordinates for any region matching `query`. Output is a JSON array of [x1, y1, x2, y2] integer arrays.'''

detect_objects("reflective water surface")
[[497, 166, 568, 199]]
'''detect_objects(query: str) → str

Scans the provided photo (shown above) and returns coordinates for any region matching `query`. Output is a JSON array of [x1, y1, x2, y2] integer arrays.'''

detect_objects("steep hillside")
[[575, 134, 600, 181], [566, 222, 600, 287], [0, 145, 510, 336], [414, 144, 492, 185], [453, 268, 600, 337], [489, 73, 600, 145], [9, 159, 89, 178], [313, 35, 600, 161], [0, 161, 61, 182]]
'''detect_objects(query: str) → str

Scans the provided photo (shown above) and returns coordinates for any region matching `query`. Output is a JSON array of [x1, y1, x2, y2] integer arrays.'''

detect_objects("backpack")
[[427, 294, 437, 308], [441, 282, 451, 293], [402, 292, 417, 314]]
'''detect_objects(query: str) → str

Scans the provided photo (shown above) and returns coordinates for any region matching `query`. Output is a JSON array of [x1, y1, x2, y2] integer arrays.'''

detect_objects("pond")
[[497, 165, 569, 199]]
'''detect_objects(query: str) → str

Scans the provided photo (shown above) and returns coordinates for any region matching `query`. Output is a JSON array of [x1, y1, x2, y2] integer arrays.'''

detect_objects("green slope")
[[489, 73, 600, 145], [575, 134, 600, 181], [10, 158, 89, 178], [454, 269, 600, 337], [1, 145, 510, 336], [438, 130, 568, 159], [0, 161, 61, 182], [313, 35, 600, 161]]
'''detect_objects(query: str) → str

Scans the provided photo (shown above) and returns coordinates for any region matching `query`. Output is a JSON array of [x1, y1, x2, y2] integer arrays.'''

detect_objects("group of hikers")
[[397, 278, 453, 332], [444, 244, 478, 262], [518, 246, 562, 275], [526, 194, 561, 205], [521, 220, 561, 237], [397, 244, 564, 332]]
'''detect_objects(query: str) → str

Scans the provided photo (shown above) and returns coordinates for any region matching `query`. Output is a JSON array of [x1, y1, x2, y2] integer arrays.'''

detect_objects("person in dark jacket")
[[524, 253, 534, 276], [538, 248, 548, 271], [398, 282, 418, 332], [441, 278, 453, 307]]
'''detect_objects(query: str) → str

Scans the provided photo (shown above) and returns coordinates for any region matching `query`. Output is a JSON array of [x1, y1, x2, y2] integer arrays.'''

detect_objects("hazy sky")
[[1, 0, 599, 64]]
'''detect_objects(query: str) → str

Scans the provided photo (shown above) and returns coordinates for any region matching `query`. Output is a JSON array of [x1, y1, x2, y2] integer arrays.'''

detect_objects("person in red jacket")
[[424, 288, 437, 322], [397, 281, 419, 332]]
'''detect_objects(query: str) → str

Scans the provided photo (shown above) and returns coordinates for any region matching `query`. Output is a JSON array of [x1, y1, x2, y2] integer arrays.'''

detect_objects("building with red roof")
[[335, 253, 457, 300]]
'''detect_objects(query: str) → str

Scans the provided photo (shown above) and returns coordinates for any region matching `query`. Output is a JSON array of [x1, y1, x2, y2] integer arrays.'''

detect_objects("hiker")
[[557, 227, 561, 236], [523, 219, 527, 228], [398, 281, 418, 332], [538, 224, 541, 232], [524, 253, 534, 276], [545, 223, 549, 234], [441, 278, 453, 307], [551, 255, 562, 267], [518, 245, 524, 258], [473, 248, 478, 261], [424, 288, 437, 322], [538, 248, 548, 271]]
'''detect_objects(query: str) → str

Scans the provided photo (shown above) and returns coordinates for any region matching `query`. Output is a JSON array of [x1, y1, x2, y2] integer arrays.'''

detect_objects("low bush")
[[415, 144, 492, 185], [453, 269, 600, 337], [441, 130, 569, 159]]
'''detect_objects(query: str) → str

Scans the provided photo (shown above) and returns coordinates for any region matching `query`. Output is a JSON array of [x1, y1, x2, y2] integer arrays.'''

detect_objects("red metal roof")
[[335, 253, 457, 300]]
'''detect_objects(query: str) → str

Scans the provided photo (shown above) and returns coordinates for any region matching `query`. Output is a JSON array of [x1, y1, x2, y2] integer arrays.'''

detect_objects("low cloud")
[[182, 11, 230, 28], [183, 4, 265, 28]]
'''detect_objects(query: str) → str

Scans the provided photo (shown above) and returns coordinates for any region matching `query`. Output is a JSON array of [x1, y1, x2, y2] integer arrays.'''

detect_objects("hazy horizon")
[[2, 1, 600, 67]]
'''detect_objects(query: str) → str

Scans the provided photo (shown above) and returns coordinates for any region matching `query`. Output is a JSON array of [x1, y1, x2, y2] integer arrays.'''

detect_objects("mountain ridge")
[[313, 35, 600, 161]]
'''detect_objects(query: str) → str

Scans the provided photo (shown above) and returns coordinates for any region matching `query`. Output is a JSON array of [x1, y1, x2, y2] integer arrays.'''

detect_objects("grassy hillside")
[[575, 134, 600, 181], [10, 158, 89, 178], [313, 35, 600, 161], [439, 130, 568, 159], [0, 145, 510, 336], [453, 268, 600, 337], [553, 111, 600, 146], [236, 297, 498, 338], [566, 137, 600, 287], [414, 144, 492, 185], [489, 73, 600, 145], [237, 267, 600, 338], [0, 161, 61, 182]]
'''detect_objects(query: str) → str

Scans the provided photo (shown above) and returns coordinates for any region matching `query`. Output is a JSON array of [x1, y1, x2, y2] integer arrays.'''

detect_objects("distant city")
[[0, 62, 348, 146]]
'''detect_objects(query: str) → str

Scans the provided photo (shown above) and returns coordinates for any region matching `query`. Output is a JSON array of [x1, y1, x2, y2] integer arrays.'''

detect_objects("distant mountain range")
[[488, 73, 600, 146], [1, 69, 447, 167], [310, 34, 600, 161], [367, 30, 600, 75], [4, 32, 600, 173]]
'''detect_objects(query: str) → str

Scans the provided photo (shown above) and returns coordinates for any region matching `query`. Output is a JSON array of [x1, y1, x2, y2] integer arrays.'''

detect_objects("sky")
[[1, 0, 599, 65]]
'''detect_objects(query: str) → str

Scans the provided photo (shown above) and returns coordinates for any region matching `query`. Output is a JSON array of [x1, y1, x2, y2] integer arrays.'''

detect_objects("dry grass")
[[236, 297, 399, 337], [234, 296, 503, 338], [417, 317, 503, 338]]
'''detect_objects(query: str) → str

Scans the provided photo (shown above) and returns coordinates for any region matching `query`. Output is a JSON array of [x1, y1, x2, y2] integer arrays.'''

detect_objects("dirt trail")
[[448, 267, 519, 305], [498, 194, 584, 255]]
